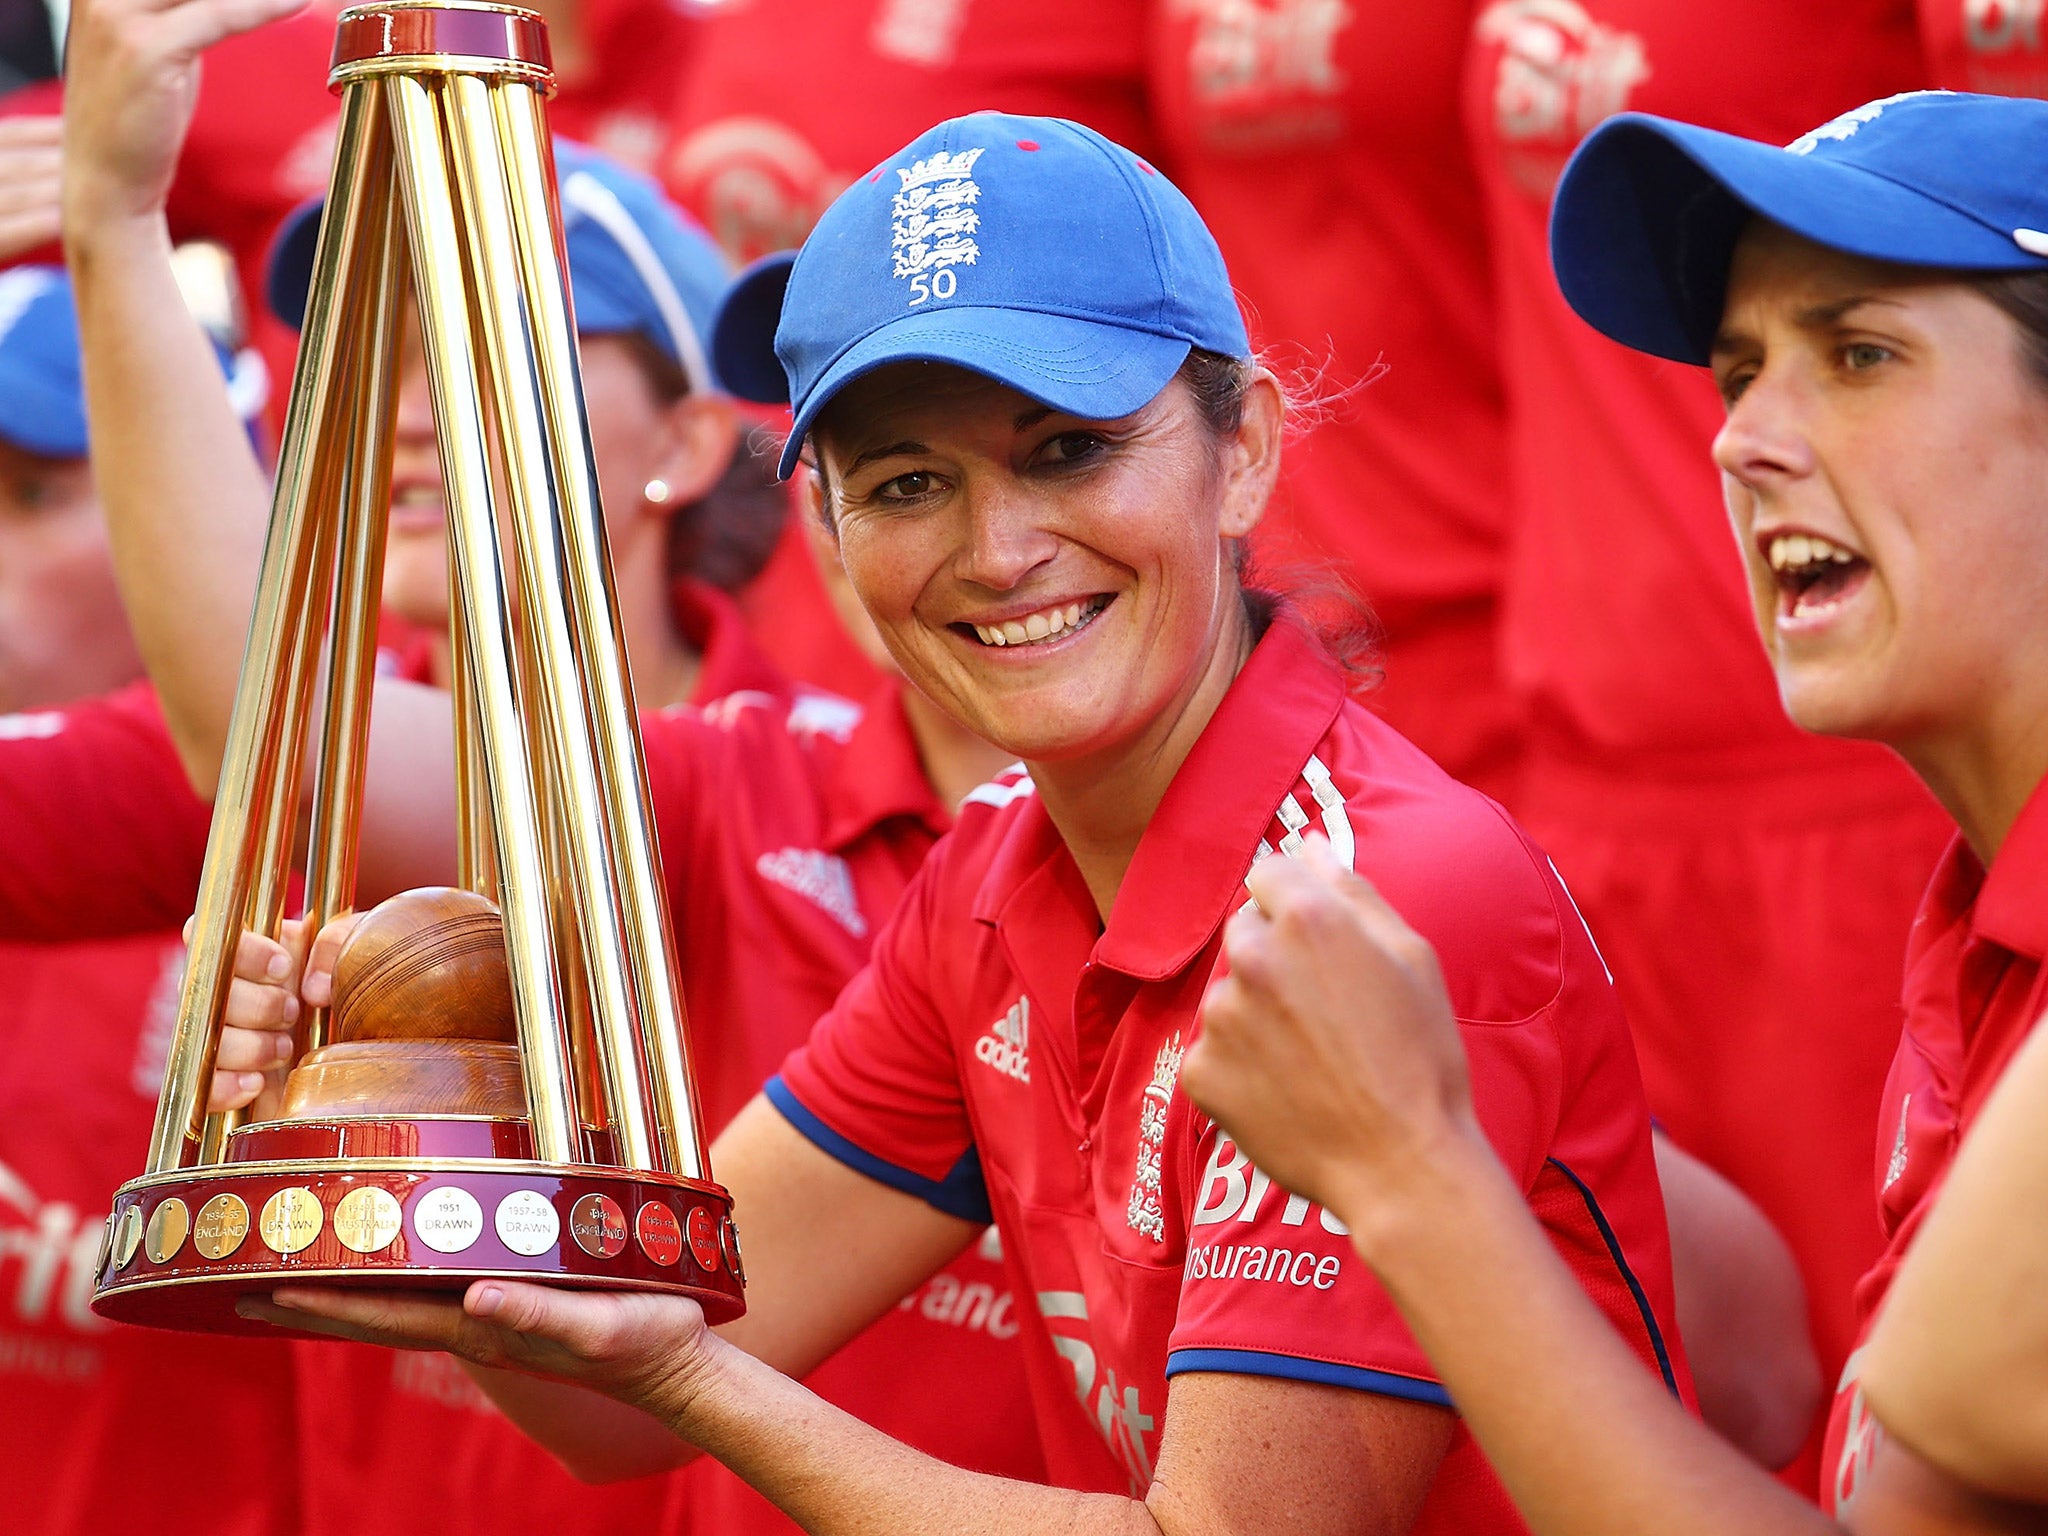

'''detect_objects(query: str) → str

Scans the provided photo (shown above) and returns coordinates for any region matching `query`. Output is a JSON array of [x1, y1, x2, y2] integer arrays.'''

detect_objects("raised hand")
[[1182, 837, 1482, 1236], [60, 0, 305, 236]]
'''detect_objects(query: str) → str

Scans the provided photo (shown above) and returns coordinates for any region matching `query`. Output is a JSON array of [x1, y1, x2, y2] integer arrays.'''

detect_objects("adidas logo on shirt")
[[975, 997, 1031, 1084], [755, 848, 868, 937]]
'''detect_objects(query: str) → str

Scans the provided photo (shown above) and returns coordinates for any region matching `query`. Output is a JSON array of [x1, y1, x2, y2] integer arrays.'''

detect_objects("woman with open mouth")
[[206, 111, 1696, 1536], [1180, 88, 2048, 1535]]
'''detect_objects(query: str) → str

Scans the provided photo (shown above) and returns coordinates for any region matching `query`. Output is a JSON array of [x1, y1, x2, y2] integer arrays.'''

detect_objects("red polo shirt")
[[1920, 0, 2048, 95], [0, 683, 211, 942], [1823, 780, 2048, 1516], [0, 933, 300, 1536], [773, 617, 1689, 1520], [1146, 0, 1518, 795]]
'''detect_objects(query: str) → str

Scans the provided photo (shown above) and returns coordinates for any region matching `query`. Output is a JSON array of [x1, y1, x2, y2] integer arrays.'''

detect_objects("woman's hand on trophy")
[[61, 0, 306, 236], [1181, 836, 1486, 1249], [245, 1280, 730, 1424], [192, 917, 303, 1112]]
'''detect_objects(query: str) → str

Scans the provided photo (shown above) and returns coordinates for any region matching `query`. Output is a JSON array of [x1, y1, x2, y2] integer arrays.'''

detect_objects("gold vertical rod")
[[193, 479, 342, 1161], [499, 84, 709, 1179], [449, 600, 499, 897], [146, 80, 387, 1174], [444, 71, 658, 1169], [385, 70, 577, 1164], [300, 143, 403, 1056]]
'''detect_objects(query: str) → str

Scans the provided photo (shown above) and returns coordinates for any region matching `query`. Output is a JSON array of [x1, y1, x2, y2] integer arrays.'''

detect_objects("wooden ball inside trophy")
[[90, 2, 744, 1335]]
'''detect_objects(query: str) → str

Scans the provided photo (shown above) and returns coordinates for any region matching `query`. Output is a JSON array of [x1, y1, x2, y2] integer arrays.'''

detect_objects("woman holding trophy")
[[170, 112, 1691, 1536], [55, 2, 1038, 1534]]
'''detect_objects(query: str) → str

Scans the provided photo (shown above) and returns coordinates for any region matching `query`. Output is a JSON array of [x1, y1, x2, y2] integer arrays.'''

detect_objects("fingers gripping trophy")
[[90, 2, 745, 1332]]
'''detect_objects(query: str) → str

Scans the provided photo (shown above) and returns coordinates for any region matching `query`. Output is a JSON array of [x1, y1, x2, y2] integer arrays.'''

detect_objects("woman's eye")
[[1843, 342, 1893, 371], [877, 470, 937, 502], [1039, 432, 1106, 466], [1717, 370, 1755, 406]]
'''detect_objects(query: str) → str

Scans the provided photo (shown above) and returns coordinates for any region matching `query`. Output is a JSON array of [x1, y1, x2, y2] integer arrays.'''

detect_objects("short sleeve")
[[767, 847, 989, 1223], [0, 685, 212, 941]]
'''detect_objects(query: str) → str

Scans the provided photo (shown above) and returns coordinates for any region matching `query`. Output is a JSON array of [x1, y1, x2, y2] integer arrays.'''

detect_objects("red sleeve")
[[0, 684, 211, 940], [766, 844, 989, 1223]]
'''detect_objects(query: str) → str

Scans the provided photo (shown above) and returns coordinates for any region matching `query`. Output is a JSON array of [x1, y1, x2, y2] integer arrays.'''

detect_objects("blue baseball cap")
[[0, 265, 260, 458], [268, 140, 730, 393], [0, 267, 88, 458], [1551, 90, 2048, 365], [710, 112, 1251, 478]]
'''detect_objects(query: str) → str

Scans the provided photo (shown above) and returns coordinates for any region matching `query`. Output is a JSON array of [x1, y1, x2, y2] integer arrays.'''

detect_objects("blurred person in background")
[[0, 264, 299, 1536]]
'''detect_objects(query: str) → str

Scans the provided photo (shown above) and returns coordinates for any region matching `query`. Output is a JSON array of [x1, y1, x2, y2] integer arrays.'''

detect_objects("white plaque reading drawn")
[[494, 1190, 560, 1257], [412, 1186, 485, 1254]]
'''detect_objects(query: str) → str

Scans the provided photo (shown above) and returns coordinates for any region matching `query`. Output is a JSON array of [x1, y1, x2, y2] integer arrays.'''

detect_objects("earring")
[[643, 478, 672, 505]]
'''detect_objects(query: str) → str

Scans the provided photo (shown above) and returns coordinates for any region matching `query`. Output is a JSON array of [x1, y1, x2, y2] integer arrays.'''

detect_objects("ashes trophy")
[[89, 1, 745, 1332]]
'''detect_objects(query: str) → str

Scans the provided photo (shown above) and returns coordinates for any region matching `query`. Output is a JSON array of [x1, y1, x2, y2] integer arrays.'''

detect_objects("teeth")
[[1767, 532, 1858, 572], [971, 598, 1102, 648]]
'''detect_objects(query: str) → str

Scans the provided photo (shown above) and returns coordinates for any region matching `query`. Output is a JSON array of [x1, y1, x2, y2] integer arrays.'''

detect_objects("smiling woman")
[[213, 112, 1693, 1536]]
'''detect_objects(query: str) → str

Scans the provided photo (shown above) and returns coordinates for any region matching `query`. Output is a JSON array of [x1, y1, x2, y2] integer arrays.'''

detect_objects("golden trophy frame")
[[91, 2, 745, 1333]]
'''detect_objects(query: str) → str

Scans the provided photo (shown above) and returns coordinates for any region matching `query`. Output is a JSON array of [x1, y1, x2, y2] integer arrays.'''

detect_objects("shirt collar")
[[1974, 770, 2048, 959], [670, 578, 790, 704], [818, 680, 952, 852], [972, 615, 1348, 981]]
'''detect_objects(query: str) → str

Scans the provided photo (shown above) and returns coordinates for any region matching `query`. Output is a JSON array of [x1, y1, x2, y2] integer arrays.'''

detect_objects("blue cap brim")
[[1552, 113, 2048, 364], [711, 251, 798, 407], [777, 308, 1191, 478]]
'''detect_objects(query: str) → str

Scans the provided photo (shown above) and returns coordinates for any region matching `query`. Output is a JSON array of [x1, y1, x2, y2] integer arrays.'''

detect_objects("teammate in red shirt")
[[1146, 1, 1518, 798], [1176, 87, 2048, 1536], [0, 266, 299, 1536], [220, 112, 1689, 1536], [659, 0, 1153, 696], [1460, 1, 1957, 1475]]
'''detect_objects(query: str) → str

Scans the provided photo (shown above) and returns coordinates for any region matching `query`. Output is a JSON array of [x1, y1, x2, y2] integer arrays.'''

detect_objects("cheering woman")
[[1181, 90, 2048, 1533]]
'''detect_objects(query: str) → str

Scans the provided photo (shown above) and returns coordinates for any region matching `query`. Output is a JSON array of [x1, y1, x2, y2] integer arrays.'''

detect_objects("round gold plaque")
[[112, 1206, 145, 1269], [193, 1193, 251, 1260], [333, 1186, 403, 1254], [259, 1187, 325, 1255], [145, 1198, 191, 1264]]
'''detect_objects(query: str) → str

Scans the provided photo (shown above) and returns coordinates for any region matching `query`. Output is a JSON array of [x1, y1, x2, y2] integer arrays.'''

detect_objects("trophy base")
[[91, 1127, 746, 1338]]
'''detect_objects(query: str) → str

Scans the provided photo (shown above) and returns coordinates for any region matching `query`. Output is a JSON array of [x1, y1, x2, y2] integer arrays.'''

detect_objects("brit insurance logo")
[[1476, 0, 1650, 144], [974, 996, 1031, 1084], [892, 147, 984, 307]]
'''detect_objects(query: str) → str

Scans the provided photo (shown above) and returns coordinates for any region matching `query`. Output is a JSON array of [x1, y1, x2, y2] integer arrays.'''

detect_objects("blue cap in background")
[[0, 265, 260, 459], [1550, 90, 2048, 365], [268, 140, 731, 394], [0, 267, 88, 458], [711, 112, 1251, 478]]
